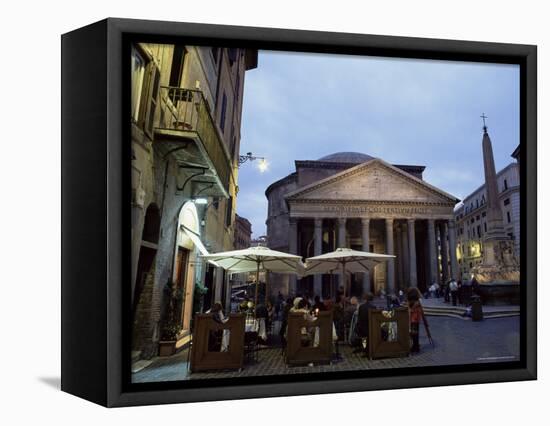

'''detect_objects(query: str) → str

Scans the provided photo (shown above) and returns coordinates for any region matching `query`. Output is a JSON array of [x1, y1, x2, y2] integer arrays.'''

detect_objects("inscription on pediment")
[[288, 201, 454, 219]]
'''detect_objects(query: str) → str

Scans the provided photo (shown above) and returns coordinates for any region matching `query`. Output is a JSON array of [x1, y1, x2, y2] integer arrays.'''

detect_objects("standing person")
[[462, 278, 472, 306], [407, 288, 429, 353], [343, 296, 359, 343], [457, 280, 463, 305], [312, 295, 325, 313], [444, 281, 451, 303], [471, 276, 480, 296], [355, 292, 376, 356], [266, 301, 275, 334], [332, 296, 345, 342], [278, 297, 293, 349], [429, 282, 437, 299], [449, 278, 459, 306], [276, 291, 284, 319]]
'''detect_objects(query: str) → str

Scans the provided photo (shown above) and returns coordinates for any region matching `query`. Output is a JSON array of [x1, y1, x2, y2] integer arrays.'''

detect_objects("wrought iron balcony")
[[155, 86, 232, 197]]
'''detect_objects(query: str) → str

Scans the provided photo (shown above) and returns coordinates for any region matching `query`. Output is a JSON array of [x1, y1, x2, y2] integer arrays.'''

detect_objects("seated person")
[[344, 296, 359, 324], [207, 302, 227, 324], [206, 302, 230, 352], [289, 298, 317, 346], [312, 295, 326, 313]]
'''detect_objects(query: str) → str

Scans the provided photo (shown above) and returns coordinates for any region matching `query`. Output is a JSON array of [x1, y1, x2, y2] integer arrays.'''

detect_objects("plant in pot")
[[158, 282, 182, 357]]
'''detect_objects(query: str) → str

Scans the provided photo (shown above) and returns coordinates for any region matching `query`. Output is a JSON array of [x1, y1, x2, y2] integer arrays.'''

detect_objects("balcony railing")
[[156, 86, 231, 193]]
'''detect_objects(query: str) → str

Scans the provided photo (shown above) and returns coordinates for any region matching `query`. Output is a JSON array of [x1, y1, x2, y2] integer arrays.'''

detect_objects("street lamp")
[[238, 152, 268, 172], [192, 197, 208, 205]]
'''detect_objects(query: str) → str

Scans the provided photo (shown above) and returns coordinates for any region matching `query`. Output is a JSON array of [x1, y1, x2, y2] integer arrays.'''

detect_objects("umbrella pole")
[[265, 270, 269, 306], [254, 261, 260, 317], [342, 261, 347, 302]]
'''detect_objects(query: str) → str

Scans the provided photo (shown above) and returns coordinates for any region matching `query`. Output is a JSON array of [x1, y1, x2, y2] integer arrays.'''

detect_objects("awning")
[[180, 224, 219, 267]]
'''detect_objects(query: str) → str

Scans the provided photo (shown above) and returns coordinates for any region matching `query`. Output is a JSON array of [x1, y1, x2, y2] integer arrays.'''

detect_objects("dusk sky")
[[236, 51, 520, 239]]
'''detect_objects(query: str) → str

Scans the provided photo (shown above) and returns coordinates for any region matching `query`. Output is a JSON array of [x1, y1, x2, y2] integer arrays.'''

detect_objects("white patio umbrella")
[[305, 248, 395, 298], [201, 246, 305, 311]]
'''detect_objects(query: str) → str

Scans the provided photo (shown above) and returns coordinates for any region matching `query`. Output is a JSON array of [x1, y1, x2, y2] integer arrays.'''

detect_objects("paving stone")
[[132, 316, 520, 383]]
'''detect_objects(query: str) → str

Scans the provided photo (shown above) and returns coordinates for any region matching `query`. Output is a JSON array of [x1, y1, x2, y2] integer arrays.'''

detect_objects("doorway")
[[132, 203, 161, 350], [174, 247, 190, 328]]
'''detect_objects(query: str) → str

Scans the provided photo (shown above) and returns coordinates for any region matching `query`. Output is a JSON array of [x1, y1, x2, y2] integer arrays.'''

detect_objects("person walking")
[[407, 288, 429, 353], [278, 297, 293, 350], [449, 278, 459, 306], [457, 280, 463, 305]]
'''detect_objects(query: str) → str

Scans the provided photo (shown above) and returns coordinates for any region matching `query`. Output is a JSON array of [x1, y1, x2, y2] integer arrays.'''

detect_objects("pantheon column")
[[288, 217, 298, 296], [407, 218, 418, 288], [361, 218, 370, 295], [427, 219, 438, 285], [447, 220, 459, 281], [395, 224, 403, 289], [439, 222, 449, 283], [313, 218, 323, 297], [385, 218, 395, 295], [337, 217, 347, 289], [338, 217, 347, 248], [400, 221, 409, 287]]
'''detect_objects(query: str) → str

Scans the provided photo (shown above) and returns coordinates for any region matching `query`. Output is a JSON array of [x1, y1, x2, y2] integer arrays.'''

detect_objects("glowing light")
[[193, 197, 208, 205], [257, 158, 268, 173]]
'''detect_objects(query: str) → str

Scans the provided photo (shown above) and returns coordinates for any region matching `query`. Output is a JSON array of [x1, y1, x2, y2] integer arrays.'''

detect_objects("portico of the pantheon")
[[265, 152, 460, 299]]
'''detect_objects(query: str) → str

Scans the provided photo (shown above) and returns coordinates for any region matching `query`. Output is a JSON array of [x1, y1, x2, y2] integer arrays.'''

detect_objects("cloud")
[[238, 51, 519, 238]]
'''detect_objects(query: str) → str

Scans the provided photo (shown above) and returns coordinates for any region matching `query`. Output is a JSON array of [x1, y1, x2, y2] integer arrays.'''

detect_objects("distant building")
[[234, 214, 252, 249], [230, 214, 253, 291], [251, 235, 268, 247], [454, 161, 520, 280], [511, 145, 520, 164]]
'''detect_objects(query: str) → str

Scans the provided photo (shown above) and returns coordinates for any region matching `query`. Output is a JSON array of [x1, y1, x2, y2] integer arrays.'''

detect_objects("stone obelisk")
[[472, 115, 519, 303], [481, 119, 508, 247]]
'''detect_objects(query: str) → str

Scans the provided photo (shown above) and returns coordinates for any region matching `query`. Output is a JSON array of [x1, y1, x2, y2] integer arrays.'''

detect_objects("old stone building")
[[234, 214, 252, 249], [265, 152, 460, 299], [131, 43, 257, 359]]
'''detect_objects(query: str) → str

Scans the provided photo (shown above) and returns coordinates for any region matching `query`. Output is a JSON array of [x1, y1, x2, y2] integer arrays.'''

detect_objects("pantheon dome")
[[317, 152, 375, 163]]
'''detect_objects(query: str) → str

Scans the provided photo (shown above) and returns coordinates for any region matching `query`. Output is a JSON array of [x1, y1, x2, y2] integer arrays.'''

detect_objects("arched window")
[[142, 203, 160, 244]]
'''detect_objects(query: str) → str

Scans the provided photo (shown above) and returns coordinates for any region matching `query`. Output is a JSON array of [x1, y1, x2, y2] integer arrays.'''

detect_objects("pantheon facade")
[[265, 152, 460, 298]]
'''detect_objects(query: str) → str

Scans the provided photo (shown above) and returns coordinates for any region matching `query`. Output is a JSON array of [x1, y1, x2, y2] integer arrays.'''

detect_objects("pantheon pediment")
[[285, 158, 459, 206]]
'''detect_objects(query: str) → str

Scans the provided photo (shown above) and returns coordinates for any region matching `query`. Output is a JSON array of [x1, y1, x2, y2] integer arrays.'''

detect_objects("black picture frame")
[[61, 18, 537, 407]]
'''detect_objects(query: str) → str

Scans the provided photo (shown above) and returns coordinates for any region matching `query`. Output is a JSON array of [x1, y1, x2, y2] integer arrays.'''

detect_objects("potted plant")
[[158, 282, 181, 357], [158, 319, 180, 357]]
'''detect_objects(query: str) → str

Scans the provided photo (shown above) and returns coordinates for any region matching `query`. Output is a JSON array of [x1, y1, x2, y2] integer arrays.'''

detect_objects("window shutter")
[[143, 61, 161, 139], [228, 48, 238, 64], [225, 196, 233, 227]]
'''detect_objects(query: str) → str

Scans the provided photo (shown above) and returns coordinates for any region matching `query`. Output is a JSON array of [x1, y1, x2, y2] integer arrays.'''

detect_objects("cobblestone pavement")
[[132, 316, 520, 383]]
